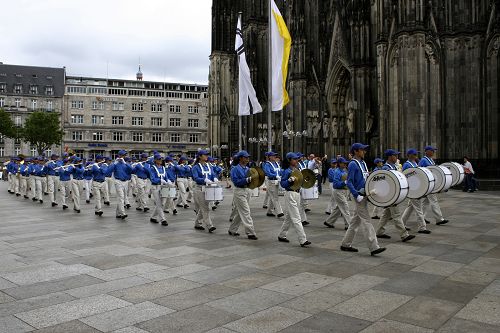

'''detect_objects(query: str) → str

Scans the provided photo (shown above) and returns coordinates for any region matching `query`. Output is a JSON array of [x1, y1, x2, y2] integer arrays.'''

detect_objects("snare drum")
[[427, 166, 453, 193], [403, 167, 435, 199], [160, 186, 177, 198], [441, 162, 464, 186], [204, 185, 223, 201], [300, 186, 319, 200], [365, 170, 409, 207]]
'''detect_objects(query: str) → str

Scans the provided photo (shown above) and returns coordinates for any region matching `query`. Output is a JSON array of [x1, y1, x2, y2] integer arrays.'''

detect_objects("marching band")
[[3, 142, 461, 256]]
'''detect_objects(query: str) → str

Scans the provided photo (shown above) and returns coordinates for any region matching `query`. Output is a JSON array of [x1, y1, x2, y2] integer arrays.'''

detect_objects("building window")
[[31, 99, 37, 110], [14, 137, 21, 144], [14, 84, 22, 94], [92, 101, 104, 110], [88, 87, 106, 95], [131, 117, 143, 126], [0, 83, 5, 93], [30, 147, 37, 156], [132, 132, 143, 142], [113, 132, 123, 142], [67, 86, 86, 94], [151, 104, 163, 112], [0, 147, 4, 157], [151, 132, 162, 142], [169, 105, 181, 113], [151, 117, 163, 127], [0, 98, 4, 108], [15, 99, 21, 107], [93, 132, 103, 141], [112, 102, 124, 111], [72, 131, 83, 141], [71, 100, 84, 109], [132, 103, 144, 112], [29, 85, 38, 95], [71, 115, 84, 124], [0, 136, 3, 144], [73, 150, 84, 158], [14, 116, 22, 127], [46, 100, 53, 111], [188, 119, 199, 128], [92, 115, 104, 125], [189, 133, 199, 143], [188, 106, 199, 114], [14, 147, 21, 156], [169, 118, 181, 127], [45, 148, 52, 156], [170, 133, 181, 142], [112, 116, 124, 125], [45, 86, 54, 96]]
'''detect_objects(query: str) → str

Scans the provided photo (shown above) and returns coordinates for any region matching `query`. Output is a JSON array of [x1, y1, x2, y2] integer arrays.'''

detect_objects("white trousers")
[[402, 198, 428, 231], [176, 178, 189, 206], [265, 180, 283, 215], [422, 194, 444, 222], [60, 180, 72, 206], [342, 197, 380, 251], [229, 187, 256, 236], [193, 185, 213, 228], [371, 205, 383, 218], [8, 173, 19, 193], [19, 176, 28, 196], [376, 204, 410, 239], [105, 177, 114, 199], [34, 176, 44, 200], [151, 185, 166, 222], [114, 179, 127, 216], [84, 179, 92, 201], [29, 176, 36, 198], [325, 189, 351, 227], [48, 175, 60, 203], [279, 191, 307, 243], [93, 181, 106, 212], [136, 178, 149, 209], [71, 179, 83, 210]]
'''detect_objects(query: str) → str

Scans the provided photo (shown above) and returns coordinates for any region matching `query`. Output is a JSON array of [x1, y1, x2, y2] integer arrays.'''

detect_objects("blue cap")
[[374, 158, 384, 164], [73, 157, 82, 162], [197, 149, 209, 157], [117, 150, 127, 156], [140, 153, 148, 158], [96, 155, 103, 160], [330, 158, 337, 164], [286, 152, 300, 160], [384, 149, 400, 157], [236, 150, 251, 158], [179, 156, 187, 162], [208, 156, 214, 162], [424, 146, 437, 151], [154, 154, 163, 160], [265, 151, 278, 157], [51, 153, 59, 158], [406, 148, 419, 155], [337, 157, 348, 164], [350, 143, 369, 152], [165, 156, 173, 162]]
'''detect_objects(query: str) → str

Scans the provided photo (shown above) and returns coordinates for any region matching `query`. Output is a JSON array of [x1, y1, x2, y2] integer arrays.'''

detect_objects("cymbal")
[[247, 166, 265, 189], [301, 169, 316, 189], [289, 169, 303, 191]]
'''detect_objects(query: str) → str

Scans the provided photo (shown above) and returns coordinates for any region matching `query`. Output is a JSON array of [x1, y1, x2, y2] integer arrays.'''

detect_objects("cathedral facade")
[[209, 0, 500, 176]]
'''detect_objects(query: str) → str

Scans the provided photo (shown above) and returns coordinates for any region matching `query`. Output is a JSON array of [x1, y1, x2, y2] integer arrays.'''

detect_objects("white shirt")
[[463, 161, 474, 174]]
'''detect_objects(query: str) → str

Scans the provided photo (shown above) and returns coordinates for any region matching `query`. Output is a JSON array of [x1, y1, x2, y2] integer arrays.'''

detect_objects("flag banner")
[[270, 0, 291, 111], [236, 16, 262, 116]]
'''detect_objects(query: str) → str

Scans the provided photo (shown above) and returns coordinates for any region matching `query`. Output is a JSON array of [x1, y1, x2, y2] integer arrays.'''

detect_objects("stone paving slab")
[[0, 182, 499, 332]]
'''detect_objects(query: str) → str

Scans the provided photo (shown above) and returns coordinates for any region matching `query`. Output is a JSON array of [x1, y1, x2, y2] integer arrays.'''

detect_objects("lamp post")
[[282, 129, 308, 153]]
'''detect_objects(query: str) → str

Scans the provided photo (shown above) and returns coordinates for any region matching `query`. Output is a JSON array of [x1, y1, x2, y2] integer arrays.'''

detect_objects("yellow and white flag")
[[270, 0, 291, 111]]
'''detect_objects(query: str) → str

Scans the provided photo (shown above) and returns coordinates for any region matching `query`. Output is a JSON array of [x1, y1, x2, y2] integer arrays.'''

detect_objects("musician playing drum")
[[262, 151, 284, 218], [371, 158, 384, 219], [277, 152, 311, 247], [401, 149, 431, 234], [163, 156, 178, 215], [192, 150, 217, 233], [419, 146, 449, 225], [375, 149, 416, 242], [229, 150, 258, 240], [341, 143, 386, 256], [324, 157, 350, 230], [149, 154, 168, 226]]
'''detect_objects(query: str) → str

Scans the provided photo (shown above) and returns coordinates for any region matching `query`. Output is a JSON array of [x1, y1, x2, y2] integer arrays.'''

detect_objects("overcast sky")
[[1, 0, 212, 84]]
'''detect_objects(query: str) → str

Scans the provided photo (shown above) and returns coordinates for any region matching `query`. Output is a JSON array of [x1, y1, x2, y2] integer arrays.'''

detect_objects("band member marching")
[[278, 152, 311, 247], [6, 157, 20, 195], [46, 154, 62, 207], [324, 157, 350, 230], [325, 158, 338, 215], [19, 158, 30, 199], [149, 154, 168, 226], [71, 157, 84, 213], [297, 153, 309, 225], [32, 157, 47, 204], [262, 151, 284, 218], [106, 150, 133, 219], [191, 150, 217, 233], [163, 156, 177, 215], [341, 143, 386, 256], [133, 153, 150, 212], [229, 150, 258, 240], [371, 158, 384, 219], [57, 158, 73, 210], [175, 156, 190, 209], [90, 155, 107, 216]]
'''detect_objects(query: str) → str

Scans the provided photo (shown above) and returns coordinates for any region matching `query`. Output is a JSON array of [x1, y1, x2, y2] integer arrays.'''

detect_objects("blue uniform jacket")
[[91, 164, 106, 182], [59, 166, 73, 181], [7, 162, 18, 174], [402, 160, 418, 171], [133, 163, 150, 179], [418, 156, 435, 167], [149, 165, 166, 185], [106, 161, 132, 181], [212, 164, 222, 178], [19, 164, 30, 176], [72, 166, 85, 180], [280, 167, 298, 191], [327, 167, 336, 183], [382, 163, 397, 171], [332, 168, 348, 189], [231, 164, 250, 188], [45, 160, 62, 176], [192, 163, 215, 185], [263, 161, 281, 179], [165, 164, 177, 182], [175, 164, 190, 178], [347, 159, 368, 198]]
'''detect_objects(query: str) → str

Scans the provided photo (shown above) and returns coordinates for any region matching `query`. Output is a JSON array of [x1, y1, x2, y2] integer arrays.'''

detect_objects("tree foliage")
[[0, 108, 16, 138], [22, 111, 64, 155]]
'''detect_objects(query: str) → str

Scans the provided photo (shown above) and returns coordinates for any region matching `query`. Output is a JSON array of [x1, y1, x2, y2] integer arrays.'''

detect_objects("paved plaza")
[[0, 182, 499, 333]]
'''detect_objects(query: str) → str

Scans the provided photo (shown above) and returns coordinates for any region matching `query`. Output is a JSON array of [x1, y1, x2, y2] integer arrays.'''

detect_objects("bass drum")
[[441, 162, 464, 186], [427, 166, 453, 193], [402, 167, 435, 199], [365, 170, 409, 207]]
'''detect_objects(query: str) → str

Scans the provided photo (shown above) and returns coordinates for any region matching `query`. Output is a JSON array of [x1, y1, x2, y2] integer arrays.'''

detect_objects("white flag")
[[270, 0, 291, 111], [236, 16, 262, 116]]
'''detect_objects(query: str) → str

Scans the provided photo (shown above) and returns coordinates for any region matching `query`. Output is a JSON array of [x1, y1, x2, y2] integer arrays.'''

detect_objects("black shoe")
[[24, 195, 29, 199], [262, 205, 268, 209], [173, 209, 178, 215], [86, 200, 90, 204], [136, 207, 143, 211], [161, 220, 168, 226], [228, 231, 240, 236], [187, 200, 192, 203], [209, 227, 216, 233], [39, 200, 43, 204], [148, 195, 151, 199], [266, 213, 276, 217], [247, 235, 258, 240], [125, 204, 131, 209], [325, 212, 331, 215], [211, 206, 217, 211], [194, 226, 205, 231], [372, 216, 380, 219], [377, 234, 391, 239], [132, 194, 136, 197], [229, 218, 233, 222], [305, 208, 311, 213], [104, 201, 110, 206], [16, 193, 20, 196], [183, 205, 189, 209], [402, 235, 415, 242], [32, 197, 37, 201], [405, 227, 411, 231], [436, 219, 449, 225], [116, 215, 122, 219], [418, 229, 431, 234], [340, 246, 359, 252], [51, 202, 58, 207], [89, 193, 93, 198], [176, 204, 183, 208], [95, 211, 103, 216], [75, 209, 81, 213], [300, 241, 311, 247], [302, 221, 309, 226], [345, 226, 349, 230], [277, 213, 284, 218], [164, 210, 169, 214], [425, 219, 430, 224], [121, 215, 127, 219], [324, 221, 335, 228], [278, 237, 290, 243], [173, 197, 177, 201], [371, 247, 387, 256], [144, 207, 150, 212], [150, 218, 159, 223], [63, 205, 68, 210], [44, 192, 48, 196]]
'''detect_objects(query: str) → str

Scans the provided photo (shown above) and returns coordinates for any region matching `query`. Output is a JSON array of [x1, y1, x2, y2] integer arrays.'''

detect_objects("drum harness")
[[152, 165, 166, 185], [352, 159, 369, 196]]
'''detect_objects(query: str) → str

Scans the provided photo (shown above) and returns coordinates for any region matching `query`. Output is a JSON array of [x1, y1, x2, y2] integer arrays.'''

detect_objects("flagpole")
[[267, 0, 272, 153], [238, 12, 243, 152]]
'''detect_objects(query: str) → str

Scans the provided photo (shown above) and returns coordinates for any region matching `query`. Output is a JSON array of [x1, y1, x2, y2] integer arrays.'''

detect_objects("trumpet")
[[115, 157, 125, 164], [54, 163, 82, 171], [84, 161, 104, 171]]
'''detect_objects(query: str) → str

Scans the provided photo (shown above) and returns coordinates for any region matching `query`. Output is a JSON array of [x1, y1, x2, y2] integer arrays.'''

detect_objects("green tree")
[[22, 111, 64, 155], [0, 108, 16, 138]]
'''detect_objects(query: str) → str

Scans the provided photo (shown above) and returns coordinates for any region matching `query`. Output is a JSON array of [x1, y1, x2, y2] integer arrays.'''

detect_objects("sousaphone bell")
[[247, 166, 265, 189]]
